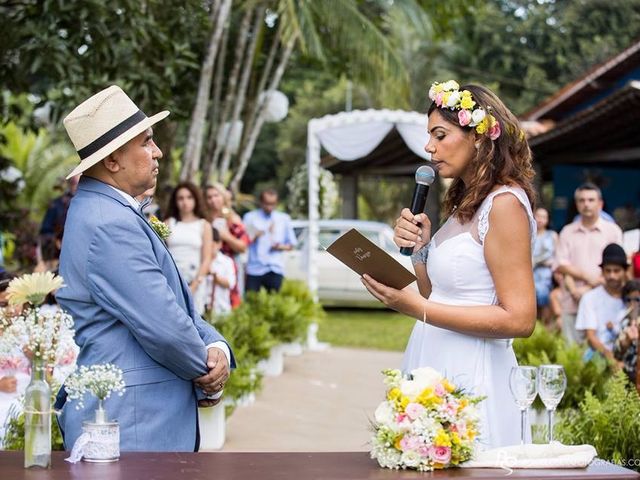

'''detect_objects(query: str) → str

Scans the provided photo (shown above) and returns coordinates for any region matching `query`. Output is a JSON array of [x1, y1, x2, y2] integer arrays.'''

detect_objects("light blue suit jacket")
[[55, 177, 234, 452]]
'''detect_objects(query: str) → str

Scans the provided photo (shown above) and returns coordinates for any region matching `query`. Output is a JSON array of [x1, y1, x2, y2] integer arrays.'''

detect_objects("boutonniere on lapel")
[[149, 215, 171, 241]]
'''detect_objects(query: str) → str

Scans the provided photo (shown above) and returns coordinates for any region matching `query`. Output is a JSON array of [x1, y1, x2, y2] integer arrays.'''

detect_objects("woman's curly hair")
[[428, 84, 536, 223]]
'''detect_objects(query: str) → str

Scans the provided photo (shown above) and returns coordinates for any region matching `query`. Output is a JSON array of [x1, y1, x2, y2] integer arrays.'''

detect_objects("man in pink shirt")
[[554, 183, 623, 344]]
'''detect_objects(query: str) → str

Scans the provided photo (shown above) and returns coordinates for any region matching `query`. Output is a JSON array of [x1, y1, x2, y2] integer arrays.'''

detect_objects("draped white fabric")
[[316, 122, 394, 161], [305, 109, 429, 297]]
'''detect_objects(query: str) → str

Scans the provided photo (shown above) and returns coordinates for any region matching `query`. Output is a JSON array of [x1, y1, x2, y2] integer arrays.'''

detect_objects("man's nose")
[[152, 141, 163, 159]]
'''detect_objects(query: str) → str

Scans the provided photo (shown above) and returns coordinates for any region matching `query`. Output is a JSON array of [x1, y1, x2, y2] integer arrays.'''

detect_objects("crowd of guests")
[[159, 183, 296, 316], [533, 182, 640, 389]]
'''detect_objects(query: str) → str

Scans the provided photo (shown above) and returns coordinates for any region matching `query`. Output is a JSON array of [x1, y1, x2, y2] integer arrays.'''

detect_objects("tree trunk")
[[219, 6, 265, 181], [180, 0, 232, 181], [229, 35, 297, 194], [201, 12, 230, 186], [240, 21, 281, 160], [208, 7, 253, 184]]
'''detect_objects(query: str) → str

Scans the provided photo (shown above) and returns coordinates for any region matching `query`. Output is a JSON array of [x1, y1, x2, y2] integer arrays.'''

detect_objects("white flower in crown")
[[470, 108, 486, 126], [428, 84, 438, 100], [442, 80, 460, 91], [446, 91, 461, 108]]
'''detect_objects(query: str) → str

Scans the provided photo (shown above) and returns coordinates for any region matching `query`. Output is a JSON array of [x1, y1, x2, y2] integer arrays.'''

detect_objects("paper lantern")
[[260, 90, 289, 123]]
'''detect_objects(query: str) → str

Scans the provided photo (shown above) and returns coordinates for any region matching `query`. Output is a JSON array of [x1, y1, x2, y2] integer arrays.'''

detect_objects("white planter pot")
[[306, 322, 329, 351], [198, 401, 226, 450], [236, 392, 256, 407], [256, 344, 285, 376], [281, 341, 303, 356]]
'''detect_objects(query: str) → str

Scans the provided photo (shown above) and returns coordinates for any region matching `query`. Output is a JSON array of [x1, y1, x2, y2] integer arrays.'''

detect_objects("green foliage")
[[513, 322, 611, 410], [244, 289, 307, 344], [447, 0, 640, 114], [3, 402, 65, 451], [556, 372, 640, 471], [279, 280, 326, 326], [0, 122, 77, 221], [207, 280, 323, 412], [212, 308, 275, 366]]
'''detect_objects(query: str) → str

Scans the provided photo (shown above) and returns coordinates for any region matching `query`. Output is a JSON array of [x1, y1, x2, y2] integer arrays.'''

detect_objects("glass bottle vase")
[[24, 357, 51, 469]]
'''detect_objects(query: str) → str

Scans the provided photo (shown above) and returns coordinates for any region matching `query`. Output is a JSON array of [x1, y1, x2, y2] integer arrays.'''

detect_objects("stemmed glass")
[[509, 366, 538, 445], [537, 364, 567, 443]]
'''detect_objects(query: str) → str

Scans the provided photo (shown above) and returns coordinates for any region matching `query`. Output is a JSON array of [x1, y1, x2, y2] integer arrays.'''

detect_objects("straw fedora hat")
[[63, 85, 169, 179]]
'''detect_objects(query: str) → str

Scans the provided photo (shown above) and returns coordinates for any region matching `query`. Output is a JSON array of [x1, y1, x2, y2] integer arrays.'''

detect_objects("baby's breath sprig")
[[65, 363, 125, 410]]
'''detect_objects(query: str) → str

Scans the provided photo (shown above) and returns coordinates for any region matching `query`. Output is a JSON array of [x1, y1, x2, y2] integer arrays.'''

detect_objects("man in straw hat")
[[54, 85, 234, 452]]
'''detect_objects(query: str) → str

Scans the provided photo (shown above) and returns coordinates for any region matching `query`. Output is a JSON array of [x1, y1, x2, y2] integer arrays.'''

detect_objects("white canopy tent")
[[305, 109, 430, 296]]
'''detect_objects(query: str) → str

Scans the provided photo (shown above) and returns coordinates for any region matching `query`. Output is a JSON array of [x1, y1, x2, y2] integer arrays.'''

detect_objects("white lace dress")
[[402, 185, 536, 449], [166, 218, 208, 314]]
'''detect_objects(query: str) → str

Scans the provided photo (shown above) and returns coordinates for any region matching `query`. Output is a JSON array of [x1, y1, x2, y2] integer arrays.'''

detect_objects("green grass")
[[318, 308, 416, 351]]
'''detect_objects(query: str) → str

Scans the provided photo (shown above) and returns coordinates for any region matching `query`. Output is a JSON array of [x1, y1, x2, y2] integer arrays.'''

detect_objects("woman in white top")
[[165, 182, 212, 315], [362, 81, 537, 449]]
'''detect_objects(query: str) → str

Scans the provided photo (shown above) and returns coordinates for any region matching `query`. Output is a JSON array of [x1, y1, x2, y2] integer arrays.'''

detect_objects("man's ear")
[[102, 152, 121, 173]]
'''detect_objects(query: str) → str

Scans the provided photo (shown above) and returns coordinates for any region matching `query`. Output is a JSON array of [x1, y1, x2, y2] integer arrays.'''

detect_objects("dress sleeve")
[[477, 187, 536, 246]]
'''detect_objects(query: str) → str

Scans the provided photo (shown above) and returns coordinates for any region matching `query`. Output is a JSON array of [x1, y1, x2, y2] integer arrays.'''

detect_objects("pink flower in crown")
[[429, 446, 452, 464], [400, 435, 421, 452], [434, 383, 446, 397], [488, 120, 501, 140], [457, 109, 471, 127], [435, 92, 444, 107], [455, 422, 468, 437], [405, 402, 426, 420]]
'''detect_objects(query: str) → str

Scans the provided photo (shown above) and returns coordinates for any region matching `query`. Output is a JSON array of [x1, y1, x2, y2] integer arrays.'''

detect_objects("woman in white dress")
[[362, 81, 537, 450], [165, 182, 212, 315]]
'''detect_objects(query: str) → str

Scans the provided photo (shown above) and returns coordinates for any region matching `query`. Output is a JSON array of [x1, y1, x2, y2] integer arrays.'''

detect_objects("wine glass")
[[537, 364, 567, 443], [509, 366, 538, 445]]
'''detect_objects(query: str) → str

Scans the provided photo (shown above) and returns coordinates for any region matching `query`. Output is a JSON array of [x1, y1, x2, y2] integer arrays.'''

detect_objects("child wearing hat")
[[576, 243, 629, 362]]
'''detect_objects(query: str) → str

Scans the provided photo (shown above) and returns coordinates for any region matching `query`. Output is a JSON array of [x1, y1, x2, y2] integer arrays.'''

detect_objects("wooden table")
[[1, 451, 638, 479]]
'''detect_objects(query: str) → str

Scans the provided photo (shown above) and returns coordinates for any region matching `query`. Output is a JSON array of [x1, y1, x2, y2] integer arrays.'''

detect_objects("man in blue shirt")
[[243, 189, 296, 292]]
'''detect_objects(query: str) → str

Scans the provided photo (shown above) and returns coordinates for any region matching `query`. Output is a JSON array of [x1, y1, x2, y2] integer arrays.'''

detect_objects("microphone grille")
[[415, 165, 436, 186]]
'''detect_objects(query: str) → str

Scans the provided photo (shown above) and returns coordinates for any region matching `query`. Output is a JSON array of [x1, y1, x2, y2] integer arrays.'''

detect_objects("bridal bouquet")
[[370, 367, 483, 471]]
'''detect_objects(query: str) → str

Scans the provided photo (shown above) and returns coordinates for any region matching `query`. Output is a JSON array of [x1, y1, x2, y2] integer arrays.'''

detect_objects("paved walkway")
[[221, 347, 403, 452]]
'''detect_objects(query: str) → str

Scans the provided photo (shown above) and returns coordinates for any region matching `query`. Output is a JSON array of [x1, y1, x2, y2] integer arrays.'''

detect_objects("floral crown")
[[428, 80, 501, 140]]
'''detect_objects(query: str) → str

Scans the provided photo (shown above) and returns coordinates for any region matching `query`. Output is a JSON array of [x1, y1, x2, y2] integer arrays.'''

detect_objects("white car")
[[284, 219, 416, 307]]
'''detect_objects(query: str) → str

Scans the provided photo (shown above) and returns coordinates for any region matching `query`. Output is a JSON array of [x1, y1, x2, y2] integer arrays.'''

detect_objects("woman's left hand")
[[361, 274, 416, 313]]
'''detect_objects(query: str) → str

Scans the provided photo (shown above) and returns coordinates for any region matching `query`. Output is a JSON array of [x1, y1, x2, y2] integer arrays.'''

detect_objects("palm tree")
[[180, 0, 409, 191]]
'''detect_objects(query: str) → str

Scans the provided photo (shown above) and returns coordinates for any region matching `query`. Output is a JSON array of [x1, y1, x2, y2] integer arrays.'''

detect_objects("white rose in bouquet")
[[410, 367, 443, 389], [374, 401, 395, 425], [400, 379, 423, 398]]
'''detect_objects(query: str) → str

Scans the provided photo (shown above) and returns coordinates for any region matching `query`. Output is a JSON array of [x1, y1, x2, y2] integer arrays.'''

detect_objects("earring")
[[475, 143, 480, 150]]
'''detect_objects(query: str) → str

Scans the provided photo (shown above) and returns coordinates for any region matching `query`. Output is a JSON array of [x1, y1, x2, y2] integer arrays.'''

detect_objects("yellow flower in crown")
[[475, 117, 489, 135], [427, 79, 501, 140], [459, 91, 475, 110]]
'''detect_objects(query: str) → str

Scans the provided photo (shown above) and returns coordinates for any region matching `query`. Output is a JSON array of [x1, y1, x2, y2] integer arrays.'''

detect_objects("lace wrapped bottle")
[[24, 357, 51, 468]]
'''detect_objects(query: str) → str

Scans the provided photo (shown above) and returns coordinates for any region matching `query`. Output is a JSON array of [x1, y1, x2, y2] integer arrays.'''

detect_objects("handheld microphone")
[[400, 165, 437, 256]]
